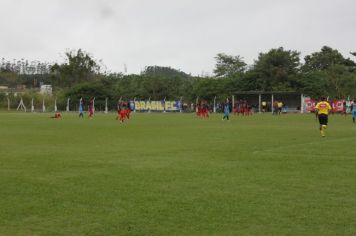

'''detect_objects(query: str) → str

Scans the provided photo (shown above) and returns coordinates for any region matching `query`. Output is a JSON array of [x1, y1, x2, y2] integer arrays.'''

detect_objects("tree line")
[[1, 46, 356, 109]]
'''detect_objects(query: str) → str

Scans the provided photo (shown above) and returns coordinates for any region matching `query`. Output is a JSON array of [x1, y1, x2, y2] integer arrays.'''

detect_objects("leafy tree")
[[214, 53, 246, 78], [138, 66, 192, 100], [51, 49, 100, 87], [303, 46, 355, 72], [298, 71, 328, 98], [246, 47, 300, 91], [191, 78, 225, 101], [0, 72, 18, 87], [324, 64, 356, 98], [142, 66, 191, 78], [301, 47, 356, 98]]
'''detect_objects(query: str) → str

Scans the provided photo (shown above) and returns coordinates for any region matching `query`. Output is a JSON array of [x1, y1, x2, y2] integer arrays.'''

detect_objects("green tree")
[[51, 49, 100, 87], [214, 53, 247, 78], [300, 47, 356, 98], [325, 64, 356, 98], [138, 66, 192, 100], [298, 71, 328, 98], [191, 78, 225, 101], [303, 46, 355, 72], [142, 66, 191, 78], [246, 47, 300, 91]]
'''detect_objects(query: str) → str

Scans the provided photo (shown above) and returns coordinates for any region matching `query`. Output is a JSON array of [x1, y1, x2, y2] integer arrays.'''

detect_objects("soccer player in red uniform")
[[88, 97, 94, 118], [202, 103, 209, 118], [116, 106, 126, 123], [196, 103, 202, 117], [50, 112, 62, 119], [119, 109, 127, 123], [342, 100, 347, 116], [242, 100, 248, 116], [116, 101, 130, 123], [125, 102, 131, 119], [233, 101, 239, 115]]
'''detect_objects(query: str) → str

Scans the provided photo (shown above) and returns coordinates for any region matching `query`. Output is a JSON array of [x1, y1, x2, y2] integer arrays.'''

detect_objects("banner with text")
[[303, 97, 316, 112], [130, 100, 182, 112], [303, 97, 345, 113]]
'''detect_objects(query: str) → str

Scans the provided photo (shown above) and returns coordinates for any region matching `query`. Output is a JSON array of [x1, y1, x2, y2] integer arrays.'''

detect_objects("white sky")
[[0, 0, 355, 75]]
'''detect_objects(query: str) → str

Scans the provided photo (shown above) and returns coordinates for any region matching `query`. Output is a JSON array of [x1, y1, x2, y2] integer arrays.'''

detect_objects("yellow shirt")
[[315, 101, 331, 115], [278, 102, 283, 108]]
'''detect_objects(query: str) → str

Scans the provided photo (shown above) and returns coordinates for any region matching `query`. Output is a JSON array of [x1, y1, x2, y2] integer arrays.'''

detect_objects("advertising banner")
[[330, 100, 344, 113], [303, 97, 346, 113], [303, 97, 316, 112], [130, 100, 182, 112]]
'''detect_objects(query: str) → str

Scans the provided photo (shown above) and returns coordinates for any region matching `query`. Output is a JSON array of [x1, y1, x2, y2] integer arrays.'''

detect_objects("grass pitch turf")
[[0, 112, 356, 235]]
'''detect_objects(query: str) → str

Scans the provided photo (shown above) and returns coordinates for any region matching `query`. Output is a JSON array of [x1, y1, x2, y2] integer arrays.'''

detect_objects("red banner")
[[330, 100, 344, 113], [304, 98, 345, 113], [304, 97, 316, 112]]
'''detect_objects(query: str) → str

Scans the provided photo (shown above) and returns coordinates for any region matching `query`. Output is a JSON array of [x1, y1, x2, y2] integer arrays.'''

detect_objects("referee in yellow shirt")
[[315, 97, 332, 137]]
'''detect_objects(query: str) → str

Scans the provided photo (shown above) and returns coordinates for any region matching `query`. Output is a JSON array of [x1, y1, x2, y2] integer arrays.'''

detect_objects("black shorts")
[[318, 114, 328, 125]]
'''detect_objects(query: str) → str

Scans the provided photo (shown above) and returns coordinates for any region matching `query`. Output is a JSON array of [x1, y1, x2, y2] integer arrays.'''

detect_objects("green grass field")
[[1, 112, 356, 235]]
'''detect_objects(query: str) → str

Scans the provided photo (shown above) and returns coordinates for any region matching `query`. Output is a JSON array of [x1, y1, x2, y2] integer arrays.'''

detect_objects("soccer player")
[[50, 112, 62, 119], [118, 106, 127, 123], [351, 100, 356, 123], [196, 102, 202, 117], [272, 100, 278, 115], [242, 100, 247, 116], [346, 100, 352, 114], [222, 99, 231, 121], [88, 97, 94, 118], [246, 103, 252, 116], [315, 97, 332, 137], [79, 97, 84, 118], [262, 101, 267, 113], [277, 101, 283, 115], [125, 102, 131, 119], [342, 100, 347, 116], [202, 102, 209, 118]]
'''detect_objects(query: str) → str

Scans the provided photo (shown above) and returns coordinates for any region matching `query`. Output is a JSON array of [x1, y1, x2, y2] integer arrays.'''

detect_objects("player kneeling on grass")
[[50, 112, 62, 119], [315, 97, 331, 137]]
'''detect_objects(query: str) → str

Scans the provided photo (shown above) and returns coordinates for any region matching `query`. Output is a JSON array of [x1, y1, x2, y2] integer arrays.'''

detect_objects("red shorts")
[[119, 110, 126, 118]]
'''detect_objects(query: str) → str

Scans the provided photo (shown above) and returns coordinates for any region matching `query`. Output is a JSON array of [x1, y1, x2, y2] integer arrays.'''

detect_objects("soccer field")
[[0, 112, 355, 235]]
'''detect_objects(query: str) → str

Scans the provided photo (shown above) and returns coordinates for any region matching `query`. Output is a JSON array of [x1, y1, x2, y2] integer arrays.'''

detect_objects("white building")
[[40, 85, 52, 95]]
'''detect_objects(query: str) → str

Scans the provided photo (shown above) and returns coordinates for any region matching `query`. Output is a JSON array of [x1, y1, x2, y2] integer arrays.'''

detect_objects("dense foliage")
[[1, 46, 356, 109]]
